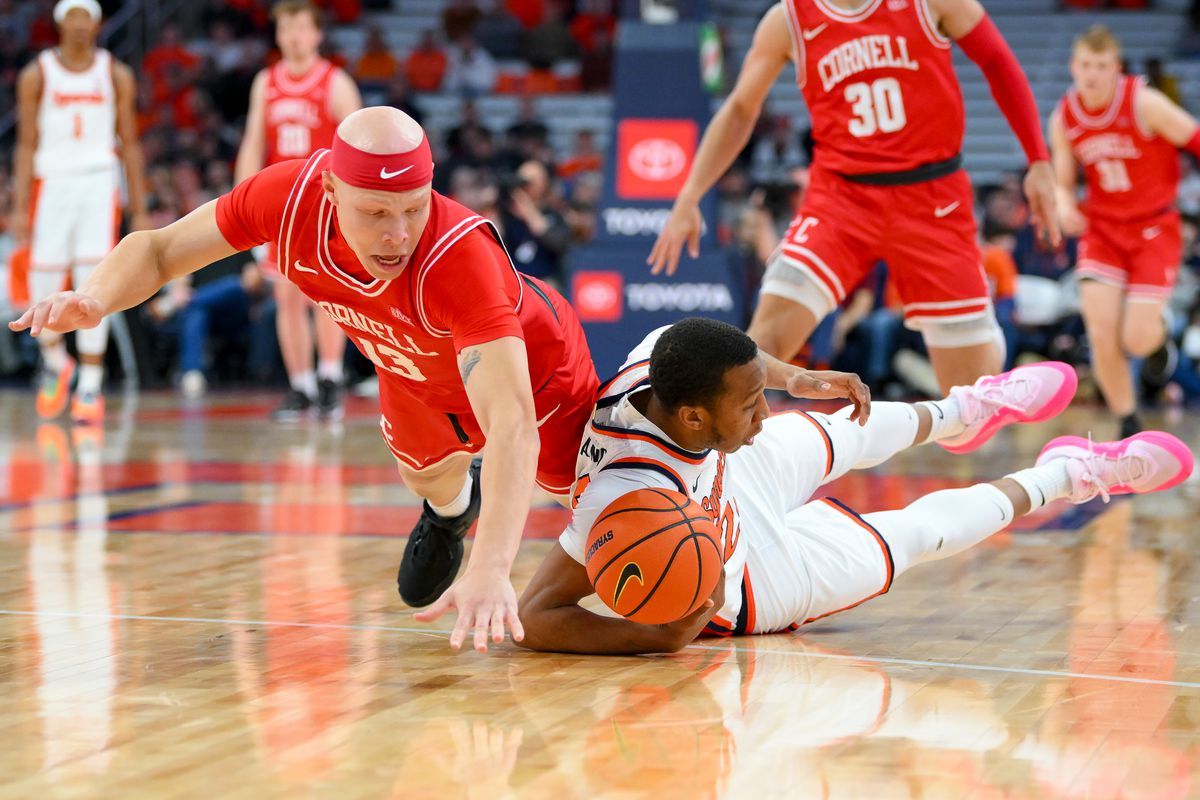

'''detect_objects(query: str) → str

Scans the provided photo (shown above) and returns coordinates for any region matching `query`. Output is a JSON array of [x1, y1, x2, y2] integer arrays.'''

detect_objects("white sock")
[[291, 370, 317, 398], [431, 472, 474, 518], [77, 363, 104, 394], [41, 340, 68, 372], [317, 359, 343, 383], [1005, 461, 1073, 511], [865, 483, 1015, 575], [917, 397, 965, 443]]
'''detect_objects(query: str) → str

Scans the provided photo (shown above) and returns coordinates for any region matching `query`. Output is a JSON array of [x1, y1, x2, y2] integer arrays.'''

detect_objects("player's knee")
[[917, 313, 1002, 351], [1121, 326, 1162, 358]]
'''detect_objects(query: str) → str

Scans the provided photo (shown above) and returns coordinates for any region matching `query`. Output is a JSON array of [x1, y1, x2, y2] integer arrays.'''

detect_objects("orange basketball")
[[585, 488, 723, 624]]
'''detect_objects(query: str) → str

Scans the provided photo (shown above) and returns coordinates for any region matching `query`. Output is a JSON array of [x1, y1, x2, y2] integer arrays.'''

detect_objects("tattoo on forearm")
[[459, 349, 482, 384]]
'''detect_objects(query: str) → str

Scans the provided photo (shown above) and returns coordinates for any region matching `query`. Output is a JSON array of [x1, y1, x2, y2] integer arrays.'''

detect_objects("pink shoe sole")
[[1037, 432, 1195, 496], [941, 362, 1078, 454]]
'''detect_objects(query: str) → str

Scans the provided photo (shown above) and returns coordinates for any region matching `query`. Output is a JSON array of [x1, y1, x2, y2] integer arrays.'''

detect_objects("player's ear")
[[321, 170, 338, 205], [678, 404, 705, 432]]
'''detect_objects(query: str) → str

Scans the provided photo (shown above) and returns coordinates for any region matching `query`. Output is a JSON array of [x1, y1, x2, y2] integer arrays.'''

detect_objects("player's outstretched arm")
[[517, 544, 719, 655], [937, 0, 1061, 247], [11, 62, 42, 248], [647, 4, 792, 276], [9, 201, 238, 336], [413, 336, 540, 652], [759, 350, 872, 424]]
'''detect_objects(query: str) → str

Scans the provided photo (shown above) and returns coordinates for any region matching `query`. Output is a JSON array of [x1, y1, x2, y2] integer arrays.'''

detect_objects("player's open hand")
[[8, 291, 104, 336], [413, 565, 524, 652], [662, 572, 725, 651], [786, 369, 872, 425], [1024, 161, 1063, 248], [647, 202, 703, 276]]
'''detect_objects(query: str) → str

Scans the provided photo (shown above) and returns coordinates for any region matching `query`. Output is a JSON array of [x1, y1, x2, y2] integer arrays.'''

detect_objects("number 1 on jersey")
[[845, 78, 907, 137]]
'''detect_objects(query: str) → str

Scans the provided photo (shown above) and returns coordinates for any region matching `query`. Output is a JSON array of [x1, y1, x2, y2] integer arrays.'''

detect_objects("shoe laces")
[[958, 376, 1037, 424], [1077, 433, 1147, 503]]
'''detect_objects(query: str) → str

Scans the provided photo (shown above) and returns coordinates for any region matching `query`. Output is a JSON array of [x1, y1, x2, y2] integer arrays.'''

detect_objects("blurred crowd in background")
[[1, 0, 1199, 408]]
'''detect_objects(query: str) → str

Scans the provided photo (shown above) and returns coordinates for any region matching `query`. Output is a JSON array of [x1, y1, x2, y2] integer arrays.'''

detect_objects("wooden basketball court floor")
[[2, 388, 1199, 799]]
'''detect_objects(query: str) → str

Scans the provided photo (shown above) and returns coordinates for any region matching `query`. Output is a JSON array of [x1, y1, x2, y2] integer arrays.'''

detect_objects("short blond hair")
[[1074, 25, 1121, 57], [271, 0, 322, 25]]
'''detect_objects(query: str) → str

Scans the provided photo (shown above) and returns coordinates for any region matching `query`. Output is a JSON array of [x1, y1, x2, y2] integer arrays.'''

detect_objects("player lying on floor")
[[518, 318, 1194, 655]]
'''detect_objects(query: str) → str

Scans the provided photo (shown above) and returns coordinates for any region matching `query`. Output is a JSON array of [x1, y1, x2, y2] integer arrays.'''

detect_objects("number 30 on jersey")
[[845, 78, 907, 137]]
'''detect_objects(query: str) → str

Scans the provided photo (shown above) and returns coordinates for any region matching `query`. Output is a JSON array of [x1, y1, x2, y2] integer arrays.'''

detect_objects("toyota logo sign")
[[627, 138, 687, 182], [615, 119, 697, 200]]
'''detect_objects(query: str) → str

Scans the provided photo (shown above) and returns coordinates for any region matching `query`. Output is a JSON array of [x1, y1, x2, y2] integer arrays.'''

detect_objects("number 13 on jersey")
[[845, 77, 907, 137]]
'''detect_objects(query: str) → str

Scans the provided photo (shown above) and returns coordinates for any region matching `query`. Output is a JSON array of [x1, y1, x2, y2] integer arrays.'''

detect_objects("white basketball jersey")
[[34, 48, 117, 178], [560, 327, 751, 633]]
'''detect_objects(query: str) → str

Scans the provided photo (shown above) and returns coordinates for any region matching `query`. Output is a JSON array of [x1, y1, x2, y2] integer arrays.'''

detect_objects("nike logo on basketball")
[[803, 24, 827, 40], [293, 260, 318, 274], [380, 165, 414, 179], [934, 202, 960, 218], [613, 562, 644, 606], [1143, 226, 1161, 240]]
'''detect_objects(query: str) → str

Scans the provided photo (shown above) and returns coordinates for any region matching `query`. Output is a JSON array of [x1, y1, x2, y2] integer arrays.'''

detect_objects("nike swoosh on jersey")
[[536, 404, 560, 428], [293, 260, 318, 274], [802, 24, 827, 40], [380, 165, 415, 179], [934, 202, 960, 218]]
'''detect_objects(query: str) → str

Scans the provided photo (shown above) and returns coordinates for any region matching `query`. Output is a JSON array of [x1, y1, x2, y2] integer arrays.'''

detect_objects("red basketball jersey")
[[263, 59, 339, 165], [215, 152, 590, 415], [1058, 75, 1179, 221], [780, 0, 965, 175]]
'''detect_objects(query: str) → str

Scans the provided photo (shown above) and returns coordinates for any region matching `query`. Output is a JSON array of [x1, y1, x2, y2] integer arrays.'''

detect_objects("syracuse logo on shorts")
[[616, 119, 697, 200]]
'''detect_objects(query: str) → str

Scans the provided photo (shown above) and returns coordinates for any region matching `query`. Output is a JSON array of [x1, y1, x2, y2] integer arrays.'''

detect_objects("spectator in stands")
[[580, 25, 613, 92], [1146, 58, 1184, 108], [444, 33, 498, 96], [406, 29, 447, 91], [558, 129, 603, 180], [475, 0, 524, 59], [354, 26, 398, 86], [1179, 156, 1200, 215], [444, 100, 487, 156], [443, 0, 482, 43], [381, 72, 423, 124], [750, 114, 806, 181], [315, 0, 362, 24], [28, 0, 58, 50], [143, 24, 202, 101], [507, 95, 550, 147], [523, 0, 579, 69], [204, 21, 245, 74], [499, 160, 571, 285], [507, 0, 544, 28], [203, 0, 259, 37], [980, 221, 1020, 369], [569, 0, 616, 54], [158, 263, 272, 398]]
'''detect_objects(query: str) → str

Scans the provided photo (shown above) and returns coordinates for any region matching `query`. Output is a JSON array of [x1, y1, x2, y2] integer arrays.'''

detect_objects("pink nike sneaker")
[[940, 362, 1078, 454], [1036, 432, 1194, 504]]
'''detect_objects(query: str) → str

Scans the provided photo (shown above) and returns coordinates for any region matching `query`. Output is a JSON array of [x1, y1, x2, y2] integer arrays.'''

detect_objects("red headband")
[[330, 131, 434, 191]]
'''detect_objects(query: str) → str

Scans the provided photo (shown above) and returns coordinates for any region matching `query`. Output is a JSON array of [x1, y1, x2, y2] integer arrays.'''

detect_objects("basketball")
[[585, 488, 724, 624]]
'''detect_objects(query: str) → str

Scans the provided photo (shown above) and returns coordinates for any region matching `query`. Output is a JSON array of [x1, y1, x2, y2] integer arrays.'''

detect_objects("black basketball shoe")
[[272, 388, 313, 422], [397, 459, 482, 607], [316, 377, 344, 421]]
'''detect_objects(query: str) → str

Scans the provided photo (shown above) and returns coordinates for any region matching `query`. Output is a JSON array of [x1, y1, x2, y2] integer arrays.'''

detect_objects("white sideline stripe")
[[3, 609, 1199, 689]]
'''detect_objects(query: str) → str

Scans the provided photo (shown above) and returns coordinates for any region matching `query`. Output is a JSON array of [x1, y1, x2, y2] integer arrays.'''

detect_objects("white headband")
[[53, 0, 102, 24]]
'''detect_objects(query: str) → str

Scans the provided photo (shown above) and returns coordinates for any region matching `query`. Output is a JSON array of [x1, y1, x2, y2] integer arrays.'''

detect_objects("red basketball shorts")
[[1077, 210, 1181, 302]]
